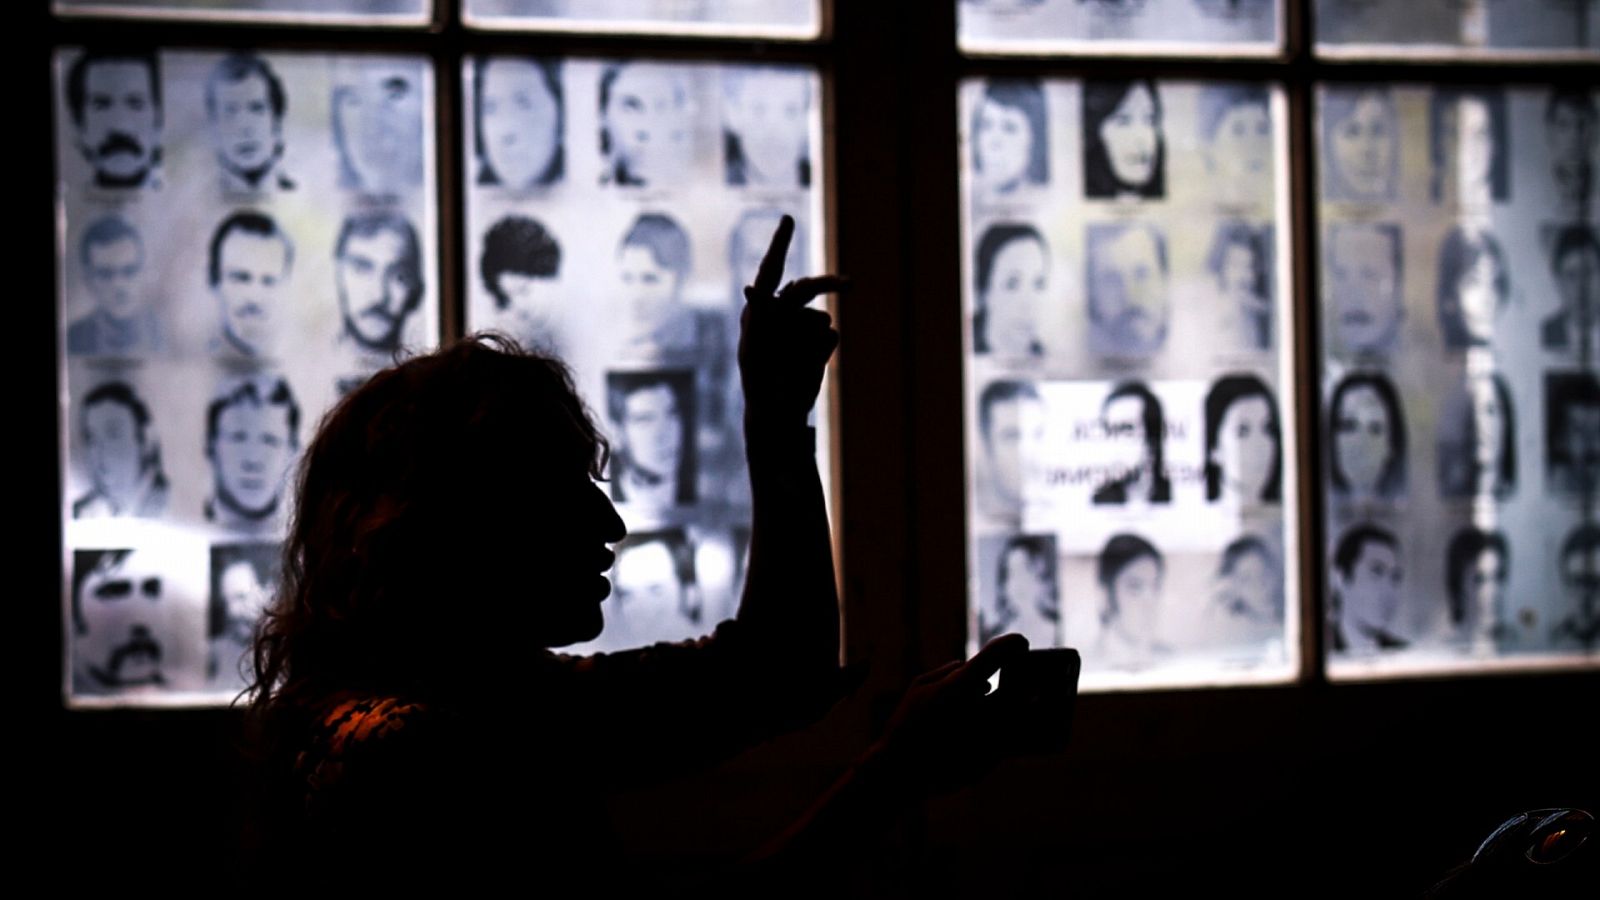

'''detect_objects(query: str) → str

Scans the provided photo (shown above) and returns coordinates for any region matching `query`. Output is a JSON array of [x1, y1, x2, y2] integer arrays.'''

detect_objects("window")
[[48, 3, 1598, 708]]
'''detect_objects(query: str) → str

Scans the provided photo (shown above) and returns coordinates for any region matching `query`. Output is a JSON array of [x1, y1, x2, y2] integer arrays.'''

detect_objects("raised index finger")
[[748, 214, 796, 303]]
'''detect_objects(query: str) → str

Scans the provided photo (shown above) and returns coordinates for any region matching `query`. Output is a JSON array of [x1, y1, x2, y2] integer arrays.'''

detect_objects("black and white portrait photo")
[[1321, 86, 1398, 203], [67, 215, 163, 357], [1444, 528, 1510, 652], [1094, 533, 1171, 669], [977, 533, 1059, 648], [971, 78, 1049, 196], [722, 65, 811, 189], [1545, 371, 1600, 494], [205, 373, 301, 532], [1327, 370, 1407, 503], [973, 221, 1049, 360], [1437, 371, 1516, 501], [72, 548, 176, 696], [1435, 225, 1510, 350], [473, 56, 564, 190], [207, 542, 279, 689], [206, 53, 295, 193], [1208, 221, 1273, 351], [729, 207, 805, 302], [1540, 223, 1600, 353], [1328, 523, 1407, 654], [1552, 523, 1600, 650], [975, 379, 1044, 522], [1207, 534, 1283, 648], [1092, 380, 1172, 506], [209, 209, 294, 358], [1324, 221, 1403, 355], [1203, 374, 1281, 506], [332, 57, 425, 194], [480, 214, 562, 349], [1199, 83, 1272, 203], [1083, 79, 1164, 200], [1545, 88, 1595, 217], [598, 527, 704, 649], [66, 48, 162, 190], [335, 209, 424, 355], [606, 369, 696, 509], [616, 212, 699, 358], [1428, 87, 1508, 207], [1086, 221, 1169, 357], [599, 61, 694, 188], [73, 380, 170, 519]]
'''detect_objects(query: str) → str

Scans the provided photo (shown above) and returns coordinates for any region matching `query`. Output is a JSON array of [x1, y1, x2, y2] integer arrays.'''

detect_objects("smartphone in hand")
[[989, 648, 1082, 756]]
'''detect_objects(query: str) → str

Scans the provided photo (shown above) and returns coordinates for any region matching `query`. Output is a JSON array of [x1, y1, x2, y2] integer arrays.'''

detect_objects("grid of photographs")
[[55, 48, 441, 706], [53, 0, 431, 26], [960, 77, 1300, 691], [461, 56, 827, 653], [463, 0, 820, 38], [958, 0, 1282, 57], [1313, 0, 1600, 60], [1317, 84, 1600, 678]]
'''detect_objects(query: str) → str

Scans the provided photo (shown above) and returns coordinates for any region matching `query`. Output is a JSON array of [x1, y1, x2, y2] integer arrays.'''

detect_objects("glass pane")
[[960, 77, 1299, 690], [56, 48, 441, 706], [53, 0, 431, 26], [462, 56, 828, 652], [1314, 0, 1600, 59], [463, 0, 821, 39], [1316, 83, 1600, 678], [959, 0, 1282, 57]]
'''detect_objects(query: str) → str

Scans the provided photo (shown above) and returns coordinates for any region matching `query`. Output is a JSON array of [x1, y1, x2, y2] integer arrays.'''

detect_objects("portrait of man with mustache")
[[66, 49, 163, 190], [71, 548, 172, 696]]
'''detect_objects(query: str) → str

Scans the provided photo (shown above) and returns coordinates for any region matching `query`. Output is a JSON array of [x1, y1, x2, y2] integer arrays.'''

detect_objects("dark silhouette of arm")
[[736, 214, 846, 698]]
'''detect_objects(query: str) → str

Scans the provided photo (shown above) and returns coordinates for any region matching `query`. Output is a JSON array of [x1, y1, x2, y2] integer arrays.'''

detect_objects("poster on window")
[[54, 0, 431, 26], [960, 77, 1299, 691], [959, 0, 1281, 57], [464, 0, 820, 38], [1314, 0, 1600, 60], [461, 57, 828, 653], [56, 48, 440, 706], [1316, 82, 1600, 678]]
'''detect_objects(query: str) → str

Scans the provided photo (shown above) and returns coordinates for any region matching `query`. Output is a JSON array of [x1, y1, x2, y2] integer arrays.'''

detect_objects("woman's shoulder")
[[314, 694, 434, 752], [294, 692, 450, 811]]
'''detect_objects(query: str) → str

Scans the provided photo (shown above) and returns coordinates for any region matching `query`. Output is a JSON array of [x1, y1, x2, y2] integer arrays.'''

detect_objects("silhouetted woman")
[[248, 217, 1034, 892]]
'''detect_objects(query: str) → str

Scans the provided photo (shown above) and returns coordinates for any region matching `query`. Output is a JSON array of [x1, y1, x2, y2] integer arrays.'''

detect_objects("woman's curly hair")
[[247, 335, 609, 725]]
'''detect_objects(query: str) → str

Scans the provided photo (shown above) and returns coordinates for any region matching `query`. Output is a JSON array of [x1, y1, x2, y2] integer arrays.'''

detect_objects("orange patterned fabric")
[[293, 693, 432, 816]]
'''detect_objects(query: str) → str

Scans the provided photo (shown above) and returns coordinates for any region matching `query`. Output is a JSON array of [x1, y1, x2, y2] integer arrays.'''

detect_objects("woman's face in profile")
[[975, 96, 1032, 191], [1100, 84, 1159, 189], [1215, 393, 1277, 502], [983, 236, 1048, 357], [1456, 249, 1501, 343], [1334, 383, 1394, 493], [1331, 91, 1395, 198]]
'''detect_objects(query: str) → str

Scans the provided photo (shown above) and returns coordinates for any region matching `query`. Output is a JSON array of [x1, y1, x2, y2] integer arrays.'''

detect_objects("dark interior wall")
[[34, 2, 1599, 894]]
